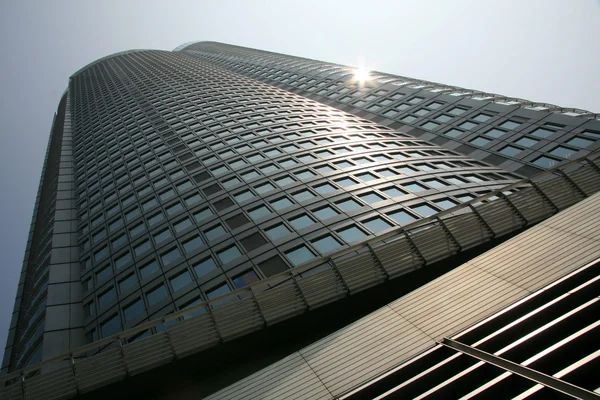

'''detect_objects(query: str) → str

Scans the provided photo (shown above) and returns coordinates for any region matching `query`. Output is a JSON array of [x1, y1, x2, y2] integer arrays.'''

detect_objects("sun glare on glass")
[[354, 67, 370, 83]]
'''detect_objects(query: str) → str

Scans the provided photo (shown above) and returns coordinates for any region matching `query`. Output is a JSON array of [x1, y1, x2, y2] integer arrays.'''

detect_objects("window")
[[404, 182, 427, 192], [499, 145, 522, 157], [335, 177, 358, 187], [355, 172, 378, 182], [139, 260, 159, 279], [194, 208, 213, 222], [337, 225, 368, 243], [101, 314, 121, 338], [435, 199, 459, 209], [313, 206, 339, 220], [411, 204, 439, 217], [249, 205, 271, 220], [500, 120, 520, 130], [289, 214, 315, 230], [448, 107, 468, 115], [530, 127, 555, 138], [470, 137, 491, 147], [334, 160, 354, 169], [292, 189, 314, 202], [275, 176, 295, 186], [533, 156, 560, 169], [193, 257, 218, 278], [567, 136, 593, 148], [285, 245, 316, 266], [444, 128, 464, 138], [314, 183, 336, 194], [336, 198, 362, 212], [232, 270, 260, 289], [119, 273, 137, 292], [459, 121, 477, 130], [265, 223, 292, 240], [550, 146, 576, 159], [161, 247, 181, 266], [205, 225, 226, 241], [359, 192, 385, 204], [217, 245, 242, 264], [311, 235, 343, 254], [315, 165, 334, 174], [270, 197, 293, 210], [170, 270, 193, 291], [381, 186, 406, 198], [363, 217, 393, 233], [183, 236, 203, 253], [234, 190, 254, 203], [255, 182, 275, 194], [123, 299, 144, 322], [515, 137, 538, 147], [115, 252, 132, 269], [174, 217, 193, 233], [206, 284, 231, 300], [134, 240, 152, 257], [153, 228, 172, 244], [293, 169, 314, 180], [147, 284, 169, 306], [98, 287, 116, 309], [387, 210, 416, 225], [485, 128, 506, 138], [434, 114, 453, 123], [473, 113, 493, 122]]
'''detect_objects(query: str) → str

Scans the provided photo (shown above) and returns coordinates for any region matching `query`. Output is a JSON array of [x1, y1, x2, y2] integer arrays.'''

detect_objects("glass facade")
[[180, 42, 600, 178], [3, 41, 597, 375]]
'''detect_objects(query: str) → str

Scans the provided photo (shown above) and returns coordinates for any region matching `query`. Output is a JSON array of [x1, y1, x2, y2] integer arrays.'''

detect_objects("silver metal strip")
[[441, 337, 600, 400]]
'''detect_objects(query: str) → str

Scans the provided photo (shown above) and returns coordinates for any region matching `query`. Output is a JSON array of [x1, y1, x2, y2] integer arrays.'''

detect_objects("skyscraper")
[[2, 42, 599, 399]]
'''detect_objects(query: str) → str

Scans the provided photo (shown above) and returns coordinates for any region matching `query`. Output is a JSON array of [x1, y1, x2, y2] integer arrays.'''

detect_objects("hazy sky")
[[1, 0, 599, 361]]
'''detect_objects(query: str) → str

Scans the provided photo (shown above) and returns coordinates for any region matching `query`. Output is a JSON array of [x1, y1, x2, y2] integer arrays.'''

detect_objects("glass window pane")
[[500, 146, 521, 157], [193, 257, 217, 278], [217, 245, 242, 264], [205, 225, 226, 241], [265, 223, 292, 240], [337, 225, 368, 243], [285, 246, 316, 266], [359, 192, 385, 204], [232, 270, 260, 289], [313, 206, 338, 220], [271, 197, 293, 210], [470, 137, 491, 147], [170, 271, 193, 291], [101, 314, 121, 338], [249, 205, 271, 220], [567, 136, 593, 148], [387, 210, 416, 225], [363, 217, 393, 233], [485, 128, 506, 138], [123, 299, 144, 322], [411, 204, 439, 217], [147, 284, 168, 306], [515, 137, 538, 147], [533, 156, 560, 169], [500, 120, 520, 130], [161, 247, 181, 266], [530, 127, 554, 138], [292, 190, 313, 202], [98, 287, 116, 309], [311, 235, 343, 254], [289, 214, 315, 230], [336, 198, 362, 212], [119, 274, 137, 292]]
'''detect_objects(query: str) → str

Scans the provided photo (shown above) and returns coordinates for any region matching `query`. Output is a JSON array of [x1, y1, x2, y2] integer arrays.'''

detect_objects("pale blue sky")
[[1, 0, 599, 361]]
